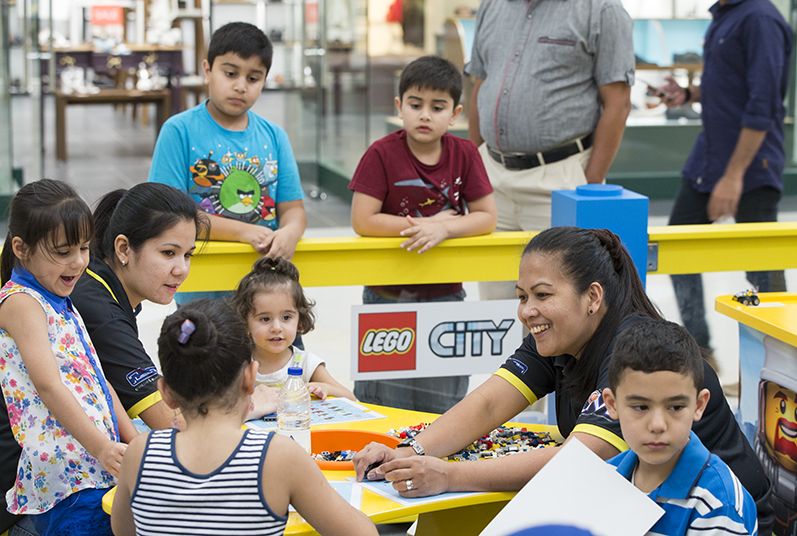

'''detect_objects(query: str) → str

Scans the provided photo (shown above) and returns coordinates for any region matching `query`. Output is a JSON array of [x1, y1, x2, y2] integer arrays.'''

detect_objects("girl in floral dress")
[[0, 179, 137, 536]]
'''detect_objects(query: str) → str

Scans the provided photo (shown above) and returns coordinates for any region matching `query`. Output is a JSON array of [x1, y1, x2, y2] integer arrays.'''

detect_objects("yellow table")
[[286, 403, 560, 536], [715, 292, 797, 348], [104, 402, 561, 536]]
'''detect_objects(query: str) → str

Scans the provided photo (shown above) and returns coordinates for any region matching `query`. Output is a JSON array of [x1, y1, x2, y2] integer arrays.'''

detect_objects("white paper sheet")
[[479, 438, 663, 536]]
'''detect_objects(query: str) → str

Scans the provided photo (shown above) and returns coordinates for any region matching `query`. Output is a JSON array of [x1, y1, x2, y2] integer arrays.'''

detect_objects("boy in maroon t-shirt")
[[348, 55, 497, 414]]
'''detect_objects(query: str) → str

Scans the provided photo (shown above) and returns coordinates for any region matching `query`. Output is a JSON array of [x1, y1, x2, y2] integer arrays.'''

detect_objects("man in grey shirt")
[[466, 0, 634, 295]]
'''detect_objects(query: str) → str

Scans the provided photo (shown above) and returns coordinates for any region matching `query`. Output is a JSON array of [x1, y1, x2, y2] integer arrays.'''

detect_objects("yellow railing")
[[180, 222, 797, 292]]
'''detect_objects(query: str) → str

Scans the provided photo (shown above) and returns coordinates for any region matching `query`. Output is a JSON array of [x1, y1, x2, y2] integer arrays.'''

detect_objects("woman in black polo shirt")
[[353, 226, 773, 534]]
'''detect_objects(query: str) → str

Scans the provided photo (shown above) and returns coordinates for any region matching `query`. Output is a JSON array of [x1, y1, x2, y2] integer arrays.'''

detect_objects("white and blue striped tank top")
[[130, 428, 287, 535]]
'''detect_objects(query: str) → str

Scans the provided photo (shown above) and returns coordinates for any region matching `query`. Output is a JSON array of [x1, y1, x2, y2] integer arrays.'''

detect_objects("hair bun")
[[253, 256, 300, 282], [162, 308, 218, 362]]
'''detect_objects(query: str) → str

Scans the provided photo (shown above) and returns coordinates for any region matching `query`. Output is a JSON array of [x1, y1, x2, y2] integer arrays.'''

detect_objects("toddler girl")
[[230, 257, 356, 401], [0, 179, 137, 536], [111, 299, 377, 536]]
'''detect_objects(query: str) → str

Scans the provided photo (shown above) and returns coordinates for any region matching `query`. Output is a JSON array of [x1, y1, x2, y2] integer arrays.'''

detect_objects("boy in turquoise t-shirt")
[[148, 22, 306, 303]]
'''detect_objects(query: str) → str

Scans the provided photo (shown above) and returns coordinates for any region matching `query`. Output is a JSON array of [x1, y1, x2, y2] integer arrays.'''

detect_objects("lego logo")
[[361, 329, 415, 355]]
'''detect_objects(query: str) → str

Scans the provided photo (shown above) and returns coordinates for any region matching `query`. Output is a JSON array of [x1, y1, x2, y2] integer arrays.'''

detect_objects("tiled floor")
[[7, 92, 797, 534]]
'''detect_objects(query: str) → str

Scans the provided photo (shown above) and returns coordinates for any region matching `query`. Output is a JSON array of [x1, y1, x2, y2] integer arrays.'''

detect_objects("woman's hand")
[[353, 442, 413, 481], [380, 456, 452, 497]]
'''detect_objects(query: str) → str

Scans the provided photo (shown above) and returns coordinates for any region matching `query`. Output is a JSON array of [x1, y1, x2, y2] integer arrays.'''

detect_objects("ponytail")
[[93, 183, 209, 266], [522, 227, 662, 403], [158, 298, 252, 416]]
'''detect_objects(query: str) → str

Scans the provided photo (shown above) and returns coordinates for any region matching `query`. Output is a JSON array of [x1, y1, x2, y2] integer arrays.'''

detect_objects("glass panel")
[[0, 1, 14, 192]]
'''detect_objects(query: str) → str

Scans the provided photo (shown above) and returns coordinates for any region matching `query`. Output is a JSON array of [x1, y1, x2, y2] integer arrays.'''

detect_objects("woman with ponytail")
[[353, 226, 772, 533]]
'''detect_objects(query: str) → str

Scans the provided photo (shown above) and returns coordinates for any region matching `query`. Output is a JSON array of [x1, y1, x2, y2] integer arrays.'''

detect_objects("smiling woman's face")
[[119, 220, 197, 309], [515, 253, 598, 358]]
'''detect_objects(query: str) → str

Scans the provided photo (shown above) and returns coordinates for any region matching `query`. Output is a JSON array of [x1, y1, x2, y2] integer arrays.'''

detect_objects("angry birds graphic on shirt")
[[188, 148, 279, 227], [190, 152, 224, 188], [762, 382, 797, 474]]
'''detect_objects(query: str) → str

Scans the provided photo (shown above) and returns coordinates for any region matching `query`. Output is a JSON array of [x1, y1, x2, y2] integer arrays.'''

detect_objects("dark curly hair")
[[229, 257, 316, 334]]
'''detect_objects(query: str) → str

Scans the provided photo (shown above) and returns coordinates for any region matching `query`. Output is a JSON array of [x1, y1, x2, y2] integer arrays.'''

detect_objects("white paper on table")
[[479, 438, 664, 536], [348, 477, 485, 507]]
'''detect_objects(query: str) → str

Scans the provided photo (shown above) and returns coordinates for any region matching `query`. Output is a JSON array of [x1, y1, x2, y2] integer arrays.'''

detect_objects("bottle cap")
[[287, 367, 303, 376]]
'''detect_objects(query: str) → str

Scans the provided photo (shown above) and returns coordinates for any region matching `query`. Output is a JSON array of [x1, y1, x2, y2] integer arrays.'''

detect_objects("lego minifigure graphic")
[[762, 382, 797, 473], [756, 336, 797, 535]]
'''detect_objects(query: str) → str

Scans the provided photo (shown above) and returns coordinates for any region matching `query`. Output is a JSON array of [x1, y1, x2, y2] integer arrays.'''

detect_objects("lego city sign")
[[351, 300, 521, 380]]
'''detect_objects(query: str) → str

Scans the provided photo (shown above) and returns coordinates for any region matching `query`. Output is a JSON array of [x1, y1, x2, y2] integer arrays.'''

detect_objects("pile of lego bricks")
[[387, 423, 560, 461], [312, 450, 357, 462]]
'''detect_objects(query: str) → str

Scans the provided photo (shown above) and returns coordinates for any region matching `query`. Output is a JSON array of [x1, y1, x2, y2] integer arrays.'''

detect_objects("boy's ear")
[[693, 388, 711, 422], [394, 96, 403, 118], [202, 58, 212, 84], [449, 103, 464, 125], [10, 237, 28, 261], [158, 378, 180, 410], [603, 387, 619, 420]]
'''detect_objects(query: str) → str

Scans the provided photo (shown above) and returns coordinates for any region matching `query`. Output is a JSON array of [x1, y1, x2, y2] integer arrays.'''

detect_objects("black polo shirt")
[[71, 257, 162, 415], [496, 315, 771, 519]]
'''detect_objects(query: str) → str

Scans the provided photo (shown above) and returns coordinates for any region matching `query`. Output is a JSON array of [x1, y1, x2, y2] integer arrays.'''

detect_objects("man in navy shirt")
[[662, 0, 792, 356]]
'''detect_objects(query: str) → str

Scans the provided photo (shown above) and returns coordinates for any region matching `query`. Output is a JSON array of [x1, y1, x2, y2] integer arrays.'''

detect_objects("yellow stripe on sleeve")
[[493, 368, 538, 406], [127, 391, 163, 419], [572, 423, 629, 452]]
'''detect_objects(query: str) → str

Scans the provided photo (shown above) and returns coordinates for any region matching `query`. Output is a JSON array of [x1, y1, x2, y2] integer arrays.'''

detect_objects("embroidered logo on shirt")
[[126, 366, 159, 388], [512, 358, 528, 375], [581, 389, 610, 416]]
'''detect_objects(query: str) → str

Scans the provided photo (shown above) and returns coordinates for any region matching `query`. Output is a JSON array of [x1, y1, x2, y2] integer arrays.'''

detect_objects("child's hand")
[[306, 382, 328, 400], [249, 384, 280, 419], [242, 226, 276, 255], [99, 440, 128, 478], [264, 228, 299, 261], [400, 216, 450, 254]]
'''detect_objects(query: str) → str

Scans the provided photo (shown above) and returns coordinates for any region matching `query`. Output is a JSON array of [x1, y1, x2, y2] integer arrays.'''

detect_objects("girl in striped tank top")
[[111, 299, 377, 536]]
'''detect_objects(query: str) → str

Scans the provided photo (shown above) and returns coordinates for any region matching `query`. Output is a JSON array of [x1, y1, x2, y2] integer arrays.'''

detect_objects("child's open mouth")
[[60, 275, 77, 286]]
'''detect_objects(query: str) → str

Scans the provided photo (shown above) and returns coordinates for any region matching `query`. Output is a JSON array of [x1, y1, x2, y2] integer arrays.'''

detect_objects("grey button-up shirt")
[[465, 0, 635, 155]]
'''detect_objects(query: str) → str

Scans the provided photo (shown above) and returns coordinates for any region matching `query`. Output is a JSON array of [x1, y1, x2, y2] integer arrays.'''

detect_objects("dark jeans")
[[669, 178, 785, 349], [353, 288, 469, 414]]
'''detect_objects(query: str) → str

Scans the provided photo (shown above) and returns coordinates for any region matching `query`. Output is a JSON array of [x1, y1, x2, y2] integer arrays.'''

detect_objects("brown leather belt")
[[487, 132, 594, 170]]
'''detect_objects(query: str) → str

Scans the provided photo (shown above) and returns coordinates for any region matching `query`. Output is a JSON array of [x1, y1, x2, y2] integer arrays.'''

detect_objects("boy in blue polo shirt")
[[603, 320, 758, 536]]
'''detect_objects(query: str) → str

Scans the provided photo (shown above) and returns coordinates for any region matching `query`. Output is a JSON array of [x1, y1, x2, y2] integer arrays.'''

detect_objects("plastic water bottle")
[[277, 367, 312, 454]]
